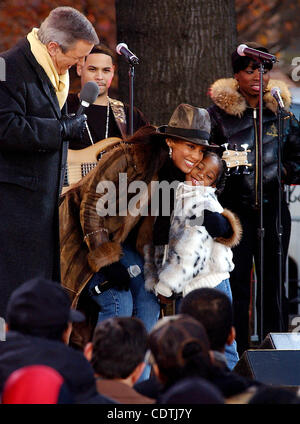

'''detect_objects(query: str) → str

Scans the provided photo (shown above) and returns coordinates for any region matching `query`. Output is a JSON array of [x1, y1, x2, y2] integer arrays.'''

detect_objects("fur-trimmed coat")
[[59, 128, 241, 346], [144, 183, 242, 297], [60, 132, 170, 348], [208, 78, 300, 209], [59, 134, 166, 311]]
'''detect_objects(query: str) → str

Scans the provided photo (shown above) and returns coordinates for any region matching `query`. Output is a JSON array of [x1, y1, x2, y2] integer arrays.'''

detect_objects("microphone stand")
[[277, 104, 284, 331], [128, 64, 135, 136], [258, 61, 265, 343]]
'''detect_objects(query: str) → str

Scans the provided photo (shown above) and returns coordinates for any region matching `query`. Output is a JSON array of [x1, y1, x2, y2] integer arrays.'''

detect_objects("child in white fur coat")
[[145, 151, 242, 298]]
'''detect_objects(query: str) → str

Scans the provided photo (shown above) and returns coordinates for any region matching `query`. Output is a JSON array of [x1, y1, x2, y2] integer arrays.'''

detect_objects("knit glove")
[[60, 114, 87, 141], [203, 210, 232, 238], [101, 262, 131, 291]]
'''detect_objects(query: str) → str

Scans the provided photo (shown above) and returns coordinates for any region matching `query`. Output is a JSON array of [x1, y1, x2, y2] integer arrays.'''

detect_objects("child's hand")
[[155, 281, 173, 298]]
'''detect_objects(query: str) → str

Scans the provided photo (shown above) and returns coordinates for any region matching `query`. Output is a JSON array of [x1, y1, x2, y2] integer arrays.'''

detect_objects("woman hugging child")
[[148, 151, 242, 299]]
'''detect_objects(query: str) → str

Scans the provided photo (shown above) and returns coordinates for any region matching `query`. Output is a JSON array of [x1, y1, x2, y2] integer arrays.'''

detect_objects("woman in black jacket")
[[208, 42, 300, 355]]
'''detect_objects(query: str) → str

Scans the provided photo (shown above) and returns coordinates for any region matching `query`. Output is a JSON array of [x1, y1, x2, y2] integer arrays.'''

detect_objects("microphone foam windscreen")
[[79, 81, 99, 104], [237, 44, 247, 56], [116, 43, 127, 55], [270, 87, 280, 96]]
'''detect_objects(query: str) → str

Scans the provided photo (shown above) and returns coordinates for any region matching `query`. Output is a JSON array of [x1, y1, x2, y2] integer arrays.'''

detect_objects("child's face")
[[186, 155, 220, 187]]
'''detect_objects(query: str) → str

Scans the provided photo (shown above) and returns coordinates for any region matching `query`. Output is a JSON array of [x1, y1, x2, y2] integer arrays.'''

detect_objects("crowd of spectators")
[[0, 280, 299, 405]]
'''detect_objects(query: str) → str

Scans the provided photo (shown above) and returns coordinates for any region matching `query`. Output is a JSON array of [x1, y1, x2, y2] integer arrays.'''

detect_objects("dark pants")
[[229, 200, 291, 356]]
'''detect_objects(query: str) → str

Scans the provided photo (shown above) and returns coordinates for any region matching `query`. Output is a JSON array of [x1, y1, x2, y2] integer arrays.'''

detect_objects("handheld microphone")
[[116, 43, 139, 65], [237, 44, 277, 63], [76, 81, 100, 116], [271, 87, 285, 110]]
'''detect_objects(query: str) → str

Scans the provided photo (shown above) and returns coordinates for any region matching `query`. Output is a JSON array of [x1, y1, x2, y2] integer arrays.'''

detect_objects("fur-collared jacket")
[[59, 130, 166, 312], [208, 78, 300, 209], [144, 183, 242, 297]]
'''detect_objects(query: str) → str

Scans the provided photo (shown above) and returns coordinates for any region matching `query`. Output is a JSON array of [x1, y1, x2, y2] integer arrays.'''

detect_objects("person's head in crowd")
[[1, 365, 73, 404], [6, 277, 84, 344], [159, 376, 224, 404], [76, 44, 115, 103], [84, 317, 148, 386], [179, 288, 236, 354], [37, 6, 99, 75], [248, 385, 300, 404], [147, 315, 213, 390], [231, 41, 273, 107]]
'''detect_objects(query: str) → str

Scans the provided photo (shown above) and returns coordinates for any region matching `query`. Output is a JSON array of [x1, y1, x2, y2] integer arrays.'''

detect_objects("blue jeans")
[[87, 243, 160, 382], [175, 278, 239, 371], [214, 278, 240, 371], [87, 243, 160, 333]]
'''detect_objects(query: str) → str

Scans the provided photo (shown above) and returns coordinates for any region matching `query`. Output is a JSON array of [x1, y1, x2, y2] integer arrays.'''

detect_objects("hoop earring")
[[169, 146, 173, 159]]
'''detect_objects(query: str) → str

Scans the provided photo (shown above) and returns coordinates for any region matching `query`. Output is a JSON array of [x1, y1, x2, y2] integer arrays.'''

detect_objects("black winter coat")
[[208, 78, 300, 210], [0, 38, 67, 317], [0, 331, 115, 404]]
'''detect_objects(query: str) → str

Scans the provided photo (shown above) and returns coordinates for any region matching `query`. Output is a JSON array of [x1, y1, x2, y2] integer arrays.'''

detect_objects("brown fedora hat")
[[157, 103, 219, 148]]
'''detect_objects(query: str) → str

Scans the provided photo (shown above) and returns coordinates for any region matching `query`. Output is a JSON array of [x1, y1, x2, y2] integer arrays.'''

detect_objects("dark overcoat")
[[0, 38, 67, 317]]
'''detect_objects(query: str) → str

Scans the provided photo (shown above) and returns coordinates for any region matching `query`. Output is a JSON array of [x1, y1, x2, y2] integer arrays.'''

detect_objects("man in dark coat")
[[0, 7, 99, 318]]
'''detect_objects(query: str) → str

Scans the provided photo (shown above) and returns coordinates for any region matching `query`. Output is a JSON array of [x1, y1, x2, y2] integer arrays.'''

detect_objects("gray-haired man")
[[0, 7, 99, 318]]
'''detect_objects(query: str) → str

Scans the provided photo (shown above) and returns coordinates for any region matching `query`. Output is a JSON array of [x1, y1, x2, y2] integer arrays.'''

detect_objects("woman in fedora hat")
[[144, 106, 241, 370], [59, 103, 240, 359]]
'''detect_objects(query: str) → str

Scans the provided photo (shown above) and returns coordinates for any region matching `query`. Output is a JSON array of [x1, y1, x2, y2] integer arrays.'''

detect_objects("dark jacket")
[[208, 78, 300, 210], [0, 331, 115, 404], [67, 93, 148, 149], [96, 379, 155, 404], [0, 38, 68, 317], [134, 367, 261, 404]]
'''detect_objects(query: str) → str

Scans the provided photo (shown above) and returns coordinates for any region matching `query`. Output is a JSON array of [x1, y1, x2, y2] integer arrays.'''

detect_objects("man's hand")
[[60, 114, 87, 141]]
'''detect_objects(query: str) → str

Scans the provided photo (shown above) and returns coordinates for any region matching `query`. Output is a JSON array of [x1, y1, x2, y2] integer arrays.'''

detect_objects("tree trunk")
[[115, 0, 237, 125]]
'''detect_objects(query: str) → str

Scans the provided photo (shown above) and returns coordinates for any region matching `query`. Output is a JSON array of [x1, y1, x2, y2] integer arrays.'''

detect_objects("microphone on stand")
[[271, 87, 285, 110], [116, 43, 139, 65], [237, 44, 278, 63], [76, 81, 100, 116]]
